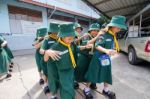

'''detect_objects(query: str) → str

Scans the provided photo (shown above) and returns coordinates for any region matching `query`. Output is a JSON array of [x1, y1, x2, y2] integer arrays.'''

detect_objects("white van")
[[118, 5, 150, 65]]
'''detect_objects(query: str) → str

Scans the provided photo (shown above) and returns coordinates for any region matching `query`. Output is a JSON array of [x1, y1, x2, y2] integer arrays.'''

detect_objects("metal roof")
[[83, 0, 150, 20]]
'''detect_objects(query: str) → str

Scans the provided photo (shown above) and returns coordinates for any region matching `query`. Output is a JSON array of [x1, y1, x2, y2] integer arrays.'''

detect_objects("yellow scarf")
[[77, 34, 81, 45], [87, 33, 93, 39], [108, 30, 120, 52], [49, 34, 58, 40], [58, 38, 76, 68]]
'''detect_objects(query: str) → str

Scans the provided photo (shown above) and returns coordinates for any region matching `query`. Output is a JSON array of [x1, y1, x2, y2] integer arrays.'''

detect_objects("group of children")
[[0, 35, 14, 79], [33, 15, 127, 99]]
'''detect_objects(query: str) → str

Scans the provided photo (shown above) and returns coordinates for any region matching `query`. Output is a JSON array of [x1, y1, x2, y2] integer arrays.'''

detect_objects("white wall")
[[1, 0, 48, 50], [33, 0, 100, 19], [0, 0, 10, 33]]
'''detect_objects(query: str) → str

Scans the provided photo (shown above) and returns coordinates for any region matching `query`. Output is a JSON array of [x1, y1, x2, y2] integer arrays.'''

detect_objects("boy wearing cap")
[[45, 23, 77, 99], [40, 23, 59, 94], [85, 15, 127, 99], [33, 28, 47, 85]]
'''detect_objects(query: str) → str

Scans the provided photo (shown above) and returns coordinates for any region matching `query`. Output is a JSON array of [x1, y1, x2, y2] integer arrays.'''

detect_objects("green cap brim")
[[107, 23, 127, 30], [88, 28, 99, 32], [58, 32, 76, 37]]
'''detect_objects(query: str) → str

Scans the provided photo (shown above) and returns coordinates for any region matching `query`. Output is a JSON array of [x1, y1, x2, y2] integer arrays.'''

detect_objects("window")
[[141, 8, 150, 37], [8, 5, 42, 34]]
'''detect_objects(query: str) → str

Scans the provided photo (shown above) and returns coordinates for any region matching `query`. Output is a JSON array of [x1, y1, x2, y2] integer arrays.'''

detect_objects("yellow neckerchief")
[[49, 34, 58, 40], [87, 33, 93, 39], [87, 33, 94, 53], [108, 30, 120, 52], [58, 38, 76, 68], [77, 33, 81, 45]]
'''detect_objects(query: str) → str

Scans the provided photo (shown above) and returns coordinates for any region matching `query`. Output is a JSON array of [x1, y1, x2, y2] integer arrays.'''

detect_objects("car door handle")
[[140, 40, 146, 43]]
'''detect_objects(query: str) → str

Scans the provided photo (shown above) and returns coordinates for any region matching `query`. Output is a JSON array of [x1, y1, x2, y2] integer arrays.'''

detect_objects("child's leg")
[[58, 69, 75, 99], [47, 63, 59, 98], [104, 83, 109, 92], [38, 71, 44, 85], [83, 82, 93, 99], [103, 82, 116, 99]]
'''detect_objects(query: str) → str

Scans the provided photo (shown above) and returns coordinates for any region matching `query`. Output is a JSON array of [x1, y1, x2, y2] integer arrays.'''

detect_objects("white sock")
[[44, 83, 48, 87], [104, 87, 109, 92], [51, 96, 56, 99], [84, 87, 90, 93]]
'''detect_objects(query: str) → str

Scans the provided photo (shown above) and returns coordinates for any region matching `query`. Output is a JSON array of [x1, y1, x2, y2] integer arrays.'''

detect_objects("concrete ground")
[[0, 51, 150, 99]]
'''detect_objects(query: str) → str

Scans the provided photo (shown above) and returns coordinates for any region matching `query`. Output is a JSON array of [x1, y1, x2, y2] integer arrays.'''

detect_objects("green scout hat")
[[74, 23, 83, 30], [48, 23, 59, 33], [37, 28, 47, 37], [107, 15, 127, 30], [88, 23, 100, 32], [58, 23, 76, 37]]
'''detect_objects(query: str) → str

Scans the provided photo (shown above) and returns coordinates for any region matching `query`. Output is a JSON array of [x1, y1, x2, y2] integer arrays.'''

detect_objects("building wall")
[[0, 0, 48, 50], [0, 0, 97, 51]]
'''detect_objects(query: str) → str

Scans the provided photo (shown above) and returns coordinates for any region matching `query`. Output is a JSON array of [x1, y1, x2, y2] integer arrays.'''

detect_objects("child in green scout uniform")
[[40, 23, 59, 94], [85, 16, 127, 99], [0, 36, 14, 71], [44, 23, 93, 99], [74, 23, 100, 99], [45, 23, 77, 99], [33, 28, 47, 85], [0, 36, 9, 78], [73, 23, 83, 89], [74, 23, 83, 38]]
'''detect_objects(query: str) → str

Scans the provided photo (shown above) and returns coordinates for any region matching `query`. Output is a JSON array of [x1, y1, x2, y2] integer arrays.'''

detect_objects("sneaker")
[[9, 65, 13, 68], [90, 83, 97, 90], [39, 79, 44, 85], [9, 69, 13, 72], [44, 86, 50, 94], [5, 74, 12, 78], [74, 82, 79, 89], [102, 90, 116, 99], [83, 89, 93, 99]]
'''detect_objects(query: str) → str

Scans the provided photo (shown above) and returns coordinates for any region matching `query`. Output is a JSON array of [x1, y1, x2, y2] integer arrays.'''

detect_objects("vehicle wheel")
[[128, 47, 139, 65]]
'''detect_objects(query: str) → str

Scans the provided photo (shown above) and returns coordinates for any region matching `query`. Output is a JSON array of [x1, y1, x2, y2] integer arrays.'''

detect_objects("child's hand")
[[105, 49, 117, 56], [1, 43, 7, 47], [34, 43, 41, 49], [85, 44, 93, 49], [45, 49, 61, 61]]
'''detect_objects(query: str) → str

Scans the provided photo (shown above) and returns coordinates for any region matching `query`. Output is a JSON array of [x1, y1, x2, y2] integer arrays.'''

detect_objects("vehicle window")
[[140, 8, 150, 37]]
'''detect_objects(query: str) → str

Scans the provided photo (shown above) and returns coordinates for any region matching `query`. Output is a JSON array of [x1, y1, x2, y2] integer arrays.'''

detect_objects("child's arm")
[[96, 46, 117, 56], [78, 44, 93, 50], [44, 49, 61, 62], [87, 31, 105, 45]]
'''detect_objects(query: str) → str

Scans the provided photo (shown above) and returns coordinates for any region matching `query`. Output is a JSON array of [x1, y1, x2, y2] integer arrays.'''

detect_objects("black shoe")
[[90, 83, 97, 90], [39, 79, 44, 85], [9, 69, 13, 72], [9, 65, 13, 68], [102, 90, 116, 99], [6, 74, 12, 78], [83, 89, 93, 99], [74, 82, 79, 89], [44, 86, 50, 94]]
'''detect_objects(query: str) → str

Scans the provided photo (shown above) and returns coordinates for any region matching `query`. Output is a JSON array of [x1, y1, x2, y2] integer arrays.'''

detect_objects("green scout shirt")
[[41, 36, 57, 50]]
